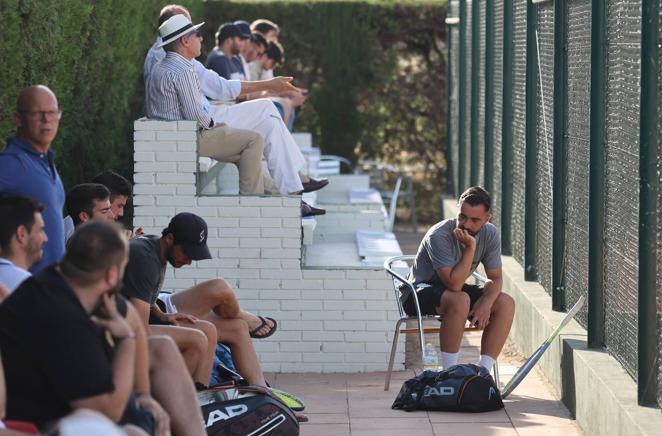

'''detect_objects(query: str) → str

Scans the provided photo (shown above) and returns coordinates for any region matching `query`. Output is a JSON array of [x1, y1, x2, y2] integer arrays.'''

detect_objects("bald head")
[[16, 85, 57, 112], [12, 85, 60, 152]]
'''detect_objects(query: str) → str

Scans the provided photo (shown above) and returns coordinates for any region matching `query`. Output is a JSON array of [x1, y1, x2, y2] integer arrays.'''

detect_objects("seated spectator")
[[0, 221, 143, 430], [145, 6, 327, 215], [0, 85, 65, 273], [64, 183, 115, 238], [206, 23, 248, 81], [65, 183, 207, 434], [0, 196, 47, 294], [91, 171, 132, 222], [121, 213, 274, 387], [247, 40, 284, 82], [404, 187, 515, 371], [92, 170, 144, 237], [249, 19, 280, 81], [234, 21, 265, 79]]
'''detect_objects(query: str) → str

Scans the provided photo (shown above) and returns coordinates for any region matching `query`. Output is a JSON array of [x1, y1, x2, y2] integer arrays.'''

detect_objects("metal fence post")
[[484, 0, 495, 194], [459, 0, 467, 193], [588, 0, 606, 349], [524, 0, 538, 281], [500, 0, 514, 256], [471, 0, 480, 185], [446, 14, 456, 198], [637, 0, 659, 407], [552, 0, 567, 312]]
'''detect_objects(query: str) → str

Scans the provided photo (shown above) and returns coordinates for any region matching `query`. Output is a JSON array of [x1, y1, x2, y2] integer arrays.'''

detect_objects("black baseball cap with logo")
[[165, 213, 212, 260]]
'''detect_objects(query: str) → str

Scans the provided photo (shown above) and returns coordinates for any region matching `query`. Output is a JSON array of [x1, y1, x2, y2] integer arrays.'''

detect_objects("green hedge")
[[1, 0, 446, 222], [203, 0, 447, 221], [0, 0, 201, 188]]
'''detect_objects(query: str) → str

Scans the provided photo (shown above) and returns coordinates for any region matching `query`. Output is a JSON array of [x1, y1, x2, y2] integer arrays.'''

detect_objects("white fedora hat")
[[157, 14, 205, 48]]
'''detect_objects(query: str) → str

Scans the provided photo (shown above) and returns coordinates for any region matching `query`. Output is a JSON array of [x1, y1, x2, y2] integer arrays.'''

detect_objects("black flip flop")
[[249, 316, 278, 339]]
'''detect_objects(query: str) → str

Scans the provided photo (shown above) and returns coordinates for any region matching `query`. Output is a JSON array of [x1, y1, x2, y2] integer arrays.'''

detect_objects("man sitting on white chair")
[[404, 186, 515, 371]]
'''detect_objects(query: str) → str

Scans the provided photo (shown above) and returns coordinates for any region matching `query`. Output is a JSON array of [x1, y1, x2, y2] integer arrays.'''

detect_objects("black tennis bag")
[[392, 364, 503, 412], [199, 384, 299, 436]]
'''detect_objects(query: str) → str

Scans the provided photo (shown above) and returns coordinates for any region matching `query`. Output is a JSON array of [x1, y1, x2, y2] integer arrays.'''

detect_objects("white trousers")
[[211, 99, 305, 194]]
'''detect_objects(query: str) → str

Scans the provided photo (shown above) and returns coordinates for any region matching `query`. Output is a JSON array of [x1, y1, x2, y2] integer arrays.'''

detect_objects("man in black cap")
[[206, 22, 247, 80], [122, 212, 273, 387]]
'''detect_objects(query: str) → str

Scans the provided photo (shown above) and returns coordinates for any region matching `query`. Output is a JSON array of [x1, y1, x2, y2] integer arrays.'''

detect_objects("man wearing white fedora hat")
[[144, 6, 328, 211]]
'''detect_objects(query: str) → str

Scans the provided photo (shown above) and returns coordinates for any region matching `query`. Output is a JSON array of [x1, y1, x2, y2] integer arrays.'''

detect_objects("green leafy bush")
[[0, 0, 201, 188], [203, 0, 447, 222]]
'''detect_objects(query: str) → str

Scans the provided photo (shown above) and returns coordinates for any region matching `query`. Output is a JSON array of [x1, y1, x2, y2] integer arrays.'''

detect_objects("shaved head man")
[[0, 85, 65, 273]]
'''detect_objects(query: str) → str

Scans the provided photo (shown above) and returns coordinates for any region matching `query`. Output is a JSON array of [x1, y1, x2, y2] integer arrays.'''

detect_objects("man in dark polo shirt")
[[0, 221, 136, 429]]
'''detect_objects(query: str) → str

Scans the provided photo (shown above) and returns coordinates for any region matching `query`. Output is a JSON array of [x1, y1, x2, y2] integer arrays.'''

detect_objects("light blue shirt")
[[0, 258, 31, 293]]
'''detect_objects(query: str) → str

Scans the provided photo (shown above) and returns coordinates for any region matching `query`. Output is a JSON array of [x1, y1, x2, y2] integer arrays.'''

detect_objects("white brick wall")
[[133, 119, 405, 372]]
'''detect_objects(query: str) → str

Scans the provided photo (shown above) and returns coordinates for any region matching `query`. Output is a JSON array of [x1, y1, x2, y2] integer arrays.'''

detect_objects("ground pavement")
[[264, 224, 583, 435], [268, 329, 583, 436]]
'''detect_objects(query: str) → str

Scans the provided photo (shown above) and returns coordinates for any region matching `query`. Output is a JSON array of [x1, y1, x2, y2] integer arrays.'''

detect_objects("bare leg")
[[437, 291, 471, 353], [148, 336, 206, 436], [202, 314, 267, 386], [171, 279, 273, 335], [480, 293, 515, 358], [150, 324, 211, 385]]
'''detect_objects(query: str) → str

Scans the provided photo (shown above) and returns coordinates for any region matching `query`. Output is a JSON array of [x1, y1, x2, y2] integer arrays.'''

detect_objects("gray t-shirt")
[[121, 235, 166, 305], [410, 218, 501, 286]]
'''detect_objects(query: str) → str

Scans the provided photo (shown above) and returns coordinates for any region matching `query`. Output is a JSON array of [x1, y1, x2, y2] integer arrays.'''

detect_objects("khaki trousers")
[[198, 124, 265, 195]]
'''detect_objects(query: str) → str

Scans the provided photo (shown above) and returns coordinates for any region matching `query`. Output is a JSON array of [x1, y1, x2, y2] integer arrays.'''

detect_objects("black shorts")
[[401, 283, 484, 317]]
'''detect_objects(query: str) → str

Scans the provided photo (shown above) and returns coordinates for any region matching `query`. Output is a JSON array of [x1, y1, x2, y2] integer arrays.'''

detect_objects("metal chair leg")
[[384, 319, 405, 391], [493, 360, 500, 387]]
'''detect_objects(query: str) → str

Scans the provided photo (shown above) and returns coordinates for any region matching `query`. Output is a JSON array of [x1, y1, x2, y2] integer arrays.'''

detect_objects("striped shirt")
[[145, 51, 214, 129], [144, 38, 241, 101]]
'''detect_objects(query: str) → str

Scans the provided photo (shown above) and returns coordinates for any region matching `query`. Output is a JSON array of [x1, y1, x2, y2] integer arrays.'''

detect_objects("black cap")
[[165, 213, 212, 261], [234, 20, 252, 39], [217, 22, 242, 43]]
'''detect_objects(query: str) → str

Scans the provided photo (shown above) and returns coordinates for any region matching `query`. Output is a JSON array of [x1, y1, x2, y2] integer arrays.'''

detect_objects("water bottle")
[[422, 342, 439, 370]]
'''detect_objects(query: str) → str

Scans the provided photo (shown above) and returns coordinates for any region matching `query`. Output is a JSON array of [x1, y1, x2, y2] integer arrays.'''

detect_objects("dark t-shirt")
[[122, 235, 165, 305], [206, 48, 243, 80], [0, 267, 126, 428]]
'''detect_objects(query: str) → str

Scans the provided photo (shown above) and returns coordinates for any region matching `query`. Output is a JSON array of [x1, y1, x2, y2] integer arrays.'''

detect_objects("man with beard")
[[121, 213, 273, 388], [0, 221, 141, 430], [0, 196, 48, 293], [404, 187, 515, 371], [206, 23, 248, 81]]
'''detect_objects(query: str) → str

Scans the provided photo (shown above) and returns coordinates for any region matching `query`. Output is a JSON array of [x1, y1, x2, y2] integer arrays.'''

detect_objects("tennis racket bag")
[[392, 364, 503, 412], [198, 384, 299, 436]]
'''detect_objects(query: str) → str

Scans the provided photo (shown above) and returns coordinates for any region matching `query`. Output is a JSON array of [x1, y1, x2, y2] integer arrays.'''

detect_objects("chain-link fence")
[[491, 0, 504, 229], [462, 0, 473, 191], [603, 0, 642, 380], [535, 2, 555, 295], [445, 0, 661, 408], [449, 0, 460, 197], [510, 0, 527, 265], [563, 0, 592, 327], [476, 1, 486, 188], [657, 0, 662, 409]]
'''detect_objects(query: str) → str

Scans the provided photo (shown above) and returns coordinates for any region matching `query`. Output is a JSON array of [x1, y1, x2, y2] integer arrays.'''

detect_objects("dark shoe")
[[301, 201, 326, 217], [302, 177, 329, 193]]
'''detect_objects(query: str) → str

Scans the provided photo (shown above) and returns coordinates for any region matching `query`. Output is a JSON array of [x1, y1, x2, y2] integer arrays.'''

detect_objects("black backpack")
[[199, 383, 299, 436], [392, 364, 503, 412]]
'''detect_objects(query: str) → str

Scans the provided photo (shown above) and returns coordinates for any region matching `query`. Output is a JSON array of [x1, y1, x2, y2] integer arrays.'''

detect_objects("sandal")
[[249, 316, 278, 339]]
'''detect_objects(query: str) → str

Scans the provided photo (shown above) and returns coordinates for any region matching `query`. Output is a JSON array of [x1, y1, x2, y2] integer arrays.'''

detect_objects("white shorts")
[[157, 292, 178, 314]]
